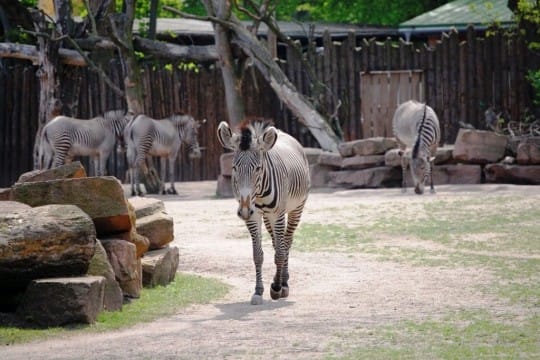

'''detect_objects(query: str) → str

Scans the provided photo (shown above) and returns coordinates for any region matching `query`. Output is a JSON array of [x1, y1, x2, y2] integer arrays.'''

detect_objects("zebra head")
[[173, 114, 203, 159], [217, 119, 278, 221]]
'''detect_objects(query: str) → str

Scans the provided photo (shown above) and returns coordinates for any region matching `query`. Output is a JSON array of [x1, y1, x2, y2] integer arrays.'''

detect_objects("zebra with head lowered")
[[217, 118, 310, 305], [39, 110, 128, 176], [124, 113, 202, 196], [392, 100, 441, 194]]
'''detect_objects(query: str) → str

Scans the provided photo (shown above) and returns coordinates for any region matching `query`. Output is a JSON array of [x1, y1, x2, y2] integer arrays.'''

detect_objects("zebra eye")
[[255, 165, 262, 172]]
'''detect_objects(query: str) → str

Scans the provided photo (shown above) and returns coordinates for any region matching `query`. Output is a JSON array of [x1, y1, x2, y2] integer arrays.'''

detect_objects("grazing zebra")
[[39, 110, 128, 176], [217, 118, 310, 305], [124, 113, 203, 196], [392, 100, 441, 194]]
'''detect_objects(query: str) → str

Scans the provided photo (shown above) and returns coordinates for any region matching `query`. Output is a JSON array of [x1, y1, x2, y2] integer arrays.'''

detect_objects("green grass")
[[0, 273, 229, 345], [326, 311, 540, 360]]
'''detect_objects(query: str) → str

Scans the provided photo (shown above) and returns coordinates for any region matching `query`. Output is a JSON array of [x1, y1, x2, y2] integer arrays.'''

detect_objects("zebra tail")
[[412, 104, 428, 158]]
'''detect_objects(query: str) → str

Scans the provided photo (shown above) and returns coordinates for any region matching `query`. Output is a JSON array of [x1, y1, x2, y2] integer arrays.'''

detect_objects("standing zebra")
[[124, 113, 203, 196], [392, 100, 441, 194], [38, 110, 128, 176], [217, 118, 310, 305]]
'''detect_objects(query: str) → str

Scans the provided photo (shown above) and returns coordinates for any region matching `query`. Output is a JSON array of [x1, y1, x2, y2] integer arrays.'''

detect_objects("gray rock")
[[136, 212, 174, 250], [128, 196, 166, 219], [453, 129, 507, 164], [0, 204, 96, 290], [17, 276, 105, 327], [142, 246, 180, 287], [101, 239, 142, 298], [17, 161, 87, 183], [328, 167, 401, 188], [338, 137, 398, 157], [516, 137, 540, 165], [10, 176, 132, 237], [87, 240, 123, 311], [484, 164, 540, 185]]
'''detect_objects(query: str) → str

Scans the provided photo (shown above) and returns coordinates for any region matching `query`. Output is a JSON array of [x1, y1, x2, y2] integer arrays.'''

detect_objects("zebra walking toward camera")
[[124, 113, 203, 196], [38, 110, 127, 176], [217, 118, 310, 305], [392, 100, 440, 194]]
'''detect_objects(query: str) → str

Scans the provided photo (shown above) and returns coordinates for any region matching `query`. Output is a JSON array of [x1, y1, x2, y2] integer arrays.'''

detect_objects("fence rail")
[[0, 27, 536, 187]]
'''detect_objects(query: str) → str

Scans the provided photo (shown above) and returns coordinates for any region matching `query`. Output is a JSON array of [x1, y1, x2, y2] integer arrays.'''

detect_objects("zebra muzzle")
[[237, 196, 254, 220]]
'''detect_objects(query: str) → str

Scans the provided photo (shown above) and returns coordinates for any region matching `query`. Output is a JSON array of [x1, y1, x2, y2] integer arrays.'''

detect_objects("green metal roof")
[[400, 0, 515, 31]]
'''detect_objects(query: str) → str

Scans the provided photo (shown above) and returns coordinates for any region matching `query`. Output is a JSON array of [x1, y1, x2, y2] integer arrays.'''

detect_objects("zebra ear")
[[258, 126, 278, 152], [217, 121, 238, 150]]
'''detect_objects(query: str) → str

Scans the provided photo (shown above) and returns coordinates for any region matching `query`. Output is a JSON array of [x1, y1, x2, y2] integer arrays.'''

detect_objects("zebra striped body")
[[218, 119, 310, 305], [392, 100, 440, 194], [39, 110, 127, 176], [124, 113, 202, 196]]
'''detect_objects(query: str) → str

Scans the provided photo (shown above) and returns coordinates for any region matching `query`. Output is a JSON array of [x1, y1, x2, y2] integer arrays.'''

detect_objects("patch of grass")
[[0, 273, 229, 345], [327, 311, 540, 360]]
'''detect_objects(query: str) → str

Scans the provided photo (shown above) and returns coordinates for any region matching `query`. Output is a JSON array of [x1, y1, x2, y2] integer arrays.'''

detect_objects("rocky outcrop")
[[484, 164, 540, 184], [0, 162, 179, 326], [17, 276, 105, 327], [0, 204, 96, 290], [516, 137, 540, 165]]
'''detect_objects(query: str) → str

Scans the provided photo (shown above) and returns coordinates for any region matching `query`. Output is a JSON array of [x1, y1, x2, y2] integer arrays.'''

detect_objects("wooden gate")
[[360, 70, 424, 138]]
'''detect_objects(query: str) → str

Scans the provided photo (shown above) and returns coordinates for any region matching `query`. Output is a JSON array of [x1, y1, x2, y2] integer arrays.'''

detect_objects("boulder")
[[17, 276, 105, 327], [0, 204, 96, 290], [452, 129, 507, 164], [128, 196, 166, 219], [136, 212, 174, 250], [384, 148, 404, 168], [338, 137, 398, 157], [328, 167, 401, 189], [101, 239, 142, 298], [0, 188, 11, 201], [303, 147, 323, 165], [142, 246, 180, 287], [309, 164, 333, 188], [102, 231, 150, 258], [435, 145, 454, 164], [87, 240, 123, 311], [10, 176, 132, 236], [216, 174, 234, 198], [342, 155, 385, 170], [400, 164, 482, 188], [516, 137, 540, 165], [219, 152, 234, 177], [484, 164, 540, 185], [17, 161, 87, 183], [0, 200, 31, 215], [318, 152, 343, 168]]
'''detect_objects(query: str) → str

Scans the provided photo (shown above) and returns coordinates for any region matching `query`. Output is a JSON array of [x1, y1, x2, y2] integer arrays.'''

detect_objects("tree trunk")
[[226, 17, 340, 152], [31, 8, 63, 169], [203, 0, 244, 127]]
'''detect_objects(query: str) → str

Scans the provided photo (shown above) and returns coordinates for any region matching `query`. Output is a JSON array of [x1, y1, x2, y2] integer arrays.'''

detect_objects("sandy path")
[[1, 182, 537, 360]]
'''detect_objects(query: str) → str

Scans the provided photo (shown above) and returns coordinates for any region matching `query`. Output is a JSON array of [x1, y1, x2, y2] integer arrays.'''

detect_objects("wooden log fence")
[[0, 27, 536, 187]]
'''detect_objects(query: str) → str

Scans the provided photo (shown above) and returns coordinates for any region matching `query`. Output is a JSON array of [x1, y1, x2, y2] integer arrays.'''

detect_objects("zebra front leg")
[[429, 159, 436, 194], [247, 217, 264, 305], [280, 204, 306, 298], [270, 214, 287, 300], [166, 157, 177, 194]]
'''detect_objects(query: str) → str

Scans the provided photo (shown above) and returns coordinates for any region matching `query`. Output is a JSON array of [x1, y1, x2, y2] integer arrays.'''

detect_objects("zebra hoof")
[[251, 294, 263, 305], [280, 286, 289, 298], [270, 285, 281, 300]]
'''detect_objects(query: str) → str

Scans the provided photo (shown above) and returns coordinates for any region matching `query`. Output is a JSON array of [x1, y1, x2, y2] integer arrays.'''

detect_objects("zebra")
[[217, 118, 310, 305], [392, 100, 441, 194], [38, 110, 128, 176], [124, 113, 203, 196]]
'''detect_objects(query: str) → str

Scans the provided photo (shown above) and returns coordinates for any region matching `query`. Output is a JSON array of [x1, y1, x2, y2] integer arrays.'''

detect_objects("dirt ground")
[[2, 181, 538, 360]]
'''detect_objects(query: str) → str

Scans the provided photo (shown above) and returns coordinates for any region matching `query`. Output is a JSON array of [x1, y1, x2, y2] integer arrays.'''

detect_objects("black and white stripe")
[[39, 110, 127, 176], [392, 100, 440, 194], [124, 113, 202, 196], [218, 119, 310, 305]]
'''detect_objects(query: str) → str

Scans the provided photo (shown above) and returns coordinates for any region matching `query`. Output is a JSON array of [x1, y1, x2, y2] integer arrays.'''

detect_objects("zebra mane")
[[103, 109, 127, 123], [412, 104, 428, 158], [170, 113, 194, 126], [238, 117, 274, 151]]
